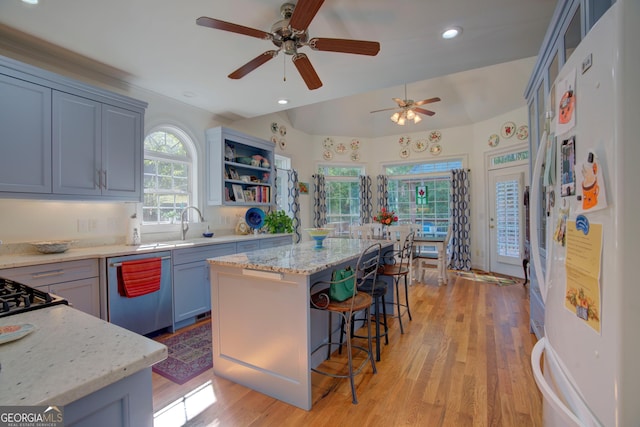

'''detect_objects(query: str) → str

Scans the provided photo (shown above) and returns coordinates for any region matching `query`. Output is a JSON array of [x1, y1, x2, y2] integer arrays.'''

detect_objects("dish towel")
[[118, 258, 162, 298]]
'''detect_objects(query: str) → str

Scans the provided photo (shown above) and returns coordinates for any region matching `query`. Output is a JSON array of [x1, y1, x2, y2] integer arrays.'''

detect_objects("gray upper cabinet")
[[0, 74, 52, 194], [53, 91, 102, 196], [0, 55, 147, 201], [101, 105, 142, 198]]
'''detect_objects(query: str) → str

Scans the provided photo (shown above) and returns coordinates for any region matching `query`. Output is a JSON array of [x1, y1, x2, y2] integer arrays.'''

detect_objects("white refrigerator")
[[530, 1, 640, 426]]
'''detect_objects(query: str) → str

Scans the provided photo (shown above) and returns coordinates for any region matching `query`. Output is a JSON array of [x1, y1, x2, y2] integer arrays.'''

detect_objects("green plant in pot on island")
[[263, 210, 293, 234]]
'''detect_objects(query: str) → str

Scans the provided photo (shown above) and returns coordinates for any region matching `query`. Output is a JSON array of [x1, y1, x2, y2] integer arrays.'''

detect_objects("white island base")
[[208, 239, 392, 410]]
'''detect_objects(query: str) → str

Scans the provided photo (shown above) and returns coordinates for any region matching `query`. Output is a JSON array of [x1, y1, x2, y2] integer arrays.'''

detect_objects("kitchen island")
[[207, 238, 392, 410], [0, 304, 166, 426]]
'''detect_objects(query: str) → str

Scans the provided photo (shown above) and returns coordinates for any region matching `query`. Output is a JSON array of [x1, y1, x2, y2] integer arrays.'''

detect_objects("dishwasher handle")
[[109, 255, 171, 268]]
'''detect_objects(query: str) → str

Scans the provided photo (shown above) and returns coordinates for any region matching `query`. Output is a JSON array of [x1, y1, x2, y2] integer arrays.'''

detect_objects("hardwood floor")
[[152, 270, 542, 427]]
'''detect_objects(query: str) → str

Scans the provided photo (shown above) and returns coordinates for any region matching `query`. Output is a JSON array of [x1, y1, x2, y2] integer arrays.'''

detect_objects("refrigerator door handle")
[[532, 338, 603, 427], [530, 130, 548, 302]]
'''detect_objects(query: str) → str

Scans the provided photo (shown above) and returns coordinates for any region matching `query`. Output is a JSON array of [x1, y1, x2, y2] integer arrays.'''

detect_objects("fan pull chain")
[[283, 54, 287, 82]]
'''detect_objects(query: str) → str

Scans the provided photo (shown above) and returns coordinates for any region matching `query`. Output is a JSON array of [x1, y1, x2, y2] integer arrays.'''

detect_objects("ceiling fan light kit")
[[196, 0, 380, 90], [374, 84, 440, 126]]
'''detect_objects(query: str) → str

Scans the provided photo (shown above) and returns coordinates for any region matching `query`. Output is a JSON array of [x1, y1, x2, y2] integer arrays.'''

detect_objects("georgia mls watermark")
[[0, 406, 64, 427]]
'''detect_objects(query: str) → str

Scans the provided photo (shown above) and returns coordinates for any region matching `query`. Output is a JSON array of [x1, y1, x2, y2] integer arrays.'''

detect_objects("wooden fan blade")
[[228, 51, 278, 79], [289, 0, 325, 31], [370, 107, 399, 113], [414, 107, 436, 116], [196, 17, 272, 40], [309, 38, 380, 56], [392, 98, 408, 107], [414, 97, 441, 106], [292, 53, 322, 90]]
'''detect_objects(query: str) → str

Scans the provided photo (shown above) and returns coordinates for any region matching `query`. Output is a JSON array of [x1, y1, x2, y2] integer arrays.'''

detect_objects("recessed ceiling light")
[[277, 98, 289, 105], [22, 0, 38, 4], [442, 27, 462, 40]]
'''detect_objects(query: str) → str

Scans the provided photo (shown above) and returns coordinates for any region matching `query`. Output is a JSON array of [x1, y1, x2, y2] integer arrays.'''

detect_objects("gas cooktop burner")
[[0, 277, 68, 318]]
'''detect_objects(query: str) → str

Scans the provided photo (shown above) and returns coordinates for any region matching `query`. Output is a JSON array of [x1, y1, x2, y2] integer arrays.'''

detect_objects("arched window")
[[143, 126, 197, 224]]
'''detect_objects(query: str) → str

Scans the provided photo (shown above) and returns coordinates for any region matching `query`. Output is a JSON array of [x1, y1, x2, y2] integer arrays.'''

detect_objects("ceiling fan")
[[196, 0, 380, 90], [370, 85, 441, 125]]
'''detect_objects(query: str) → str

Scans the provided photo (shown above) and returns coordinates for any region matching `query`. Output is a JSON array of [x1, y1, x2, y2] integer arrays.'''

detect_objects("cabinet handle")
[[97, 170, 102, 189], [102, 170, 107, 190], [32, 270, 65, 278]]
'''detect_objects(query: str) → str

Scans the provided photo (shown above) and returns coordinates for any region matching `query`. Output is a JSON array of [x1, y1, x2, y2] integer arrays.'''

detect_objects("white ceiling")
[[0, 0, 556, 138]]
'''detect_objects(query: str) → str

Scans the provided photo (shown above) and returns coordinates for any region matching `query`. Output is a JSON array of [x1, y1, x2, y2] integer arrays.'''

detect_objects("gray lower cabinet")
[[0, 73, 52, 194], [236, 240, 260, 253], [172, 243, 236, 330], [64, 368, 154, 427], [260, 235, 293, 249], [0, 259, 100, 318]]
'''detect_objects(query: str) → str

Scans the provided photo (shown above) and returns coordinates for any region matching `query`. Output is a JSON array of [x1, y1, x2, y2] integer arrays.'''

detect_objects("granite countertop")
[[0, 234, 291, 270], [0, 304, 167, 406], [208, 238, 392, 275]]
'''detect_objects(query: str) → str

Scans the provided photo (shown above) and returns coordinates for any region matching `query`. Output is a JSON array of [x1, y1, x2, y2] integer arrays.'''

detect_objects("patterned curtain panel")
[[312, 174, 327, 227], [287, 169, 301, 243], [449, 169, 472, 271], [359, 175, 373, 224], [376, 175, 389, 212]]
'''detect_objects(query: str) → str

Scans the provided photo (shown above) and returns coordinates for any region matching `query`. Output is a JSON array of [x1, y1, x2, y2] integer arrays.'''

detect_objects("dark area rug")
[[152, 321, 212, 384]]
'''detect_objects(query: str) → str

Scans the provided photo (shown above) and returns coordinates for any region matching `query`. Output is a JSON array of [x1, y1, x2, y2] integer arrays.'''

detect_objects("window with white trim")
[[317, 164, 365, 227], [142, 127, 197, 224], [384, 158, 463, 236], [274, 154, 292, 216]]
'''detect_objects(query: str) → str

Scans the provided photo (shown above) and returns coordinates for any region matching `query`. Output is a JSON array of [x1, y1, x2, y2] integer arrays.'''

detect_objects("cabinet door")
[[0, 74, 52, 193], [102, 105, 142, 200], [50, 277, 100, 318], [237, 240, 260, 253], [52, 91, 102, 195], [173, 261, 211, 323], [260, 236, 293, 249]]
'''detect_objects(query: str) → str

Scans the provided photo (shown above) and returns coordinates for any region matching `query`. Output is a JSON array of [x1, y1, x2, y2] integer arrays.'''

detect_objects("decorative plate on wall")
[[398, 135, 411, 146], [350, 151, 360, 161], [279, 125, 287, 136], [350, 139, 360, 150], [412, 139, 427, 152], [429, 144, 442, 156], [323, 137, 334, 149], [271, 135, 278, 144], [501, 121, 516, 139], [279, 138, 286, 150], [270, 122, 279, 133], [516, 125, 529, 140], [323, 149, 333, 160], [428, 130, 442, 143], [400, 147, 411, 158], [335, 142, 347, 154], [488, 134, 500, 147]]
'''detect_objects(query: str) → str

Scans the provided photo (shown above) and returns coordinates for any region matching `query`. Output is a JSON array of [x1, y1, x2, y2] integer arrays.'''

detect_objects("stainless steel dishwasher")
[[106, 251, 173, 336]]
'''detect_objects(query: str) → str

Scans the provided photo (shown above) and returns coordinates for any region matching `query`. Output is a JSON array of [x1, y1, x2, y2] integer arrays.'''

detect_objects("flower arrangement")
[[373, 208, 398, 226]]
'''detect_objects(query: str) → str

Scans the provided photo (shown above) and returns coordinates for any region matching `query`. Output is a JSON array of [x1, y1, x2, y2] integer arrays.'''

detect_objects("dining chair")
[[363, 222, 385, 239], [416, 223, 452, 284], [349, 224, 372, 239], [378, 231, 415, 334], [309, 242, 381, 404]]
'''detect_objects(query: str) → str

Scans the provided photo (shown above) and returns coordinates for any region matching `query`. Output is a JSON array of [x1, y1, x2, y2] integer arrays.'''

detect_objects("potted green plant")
[[263, 210, 293, 234]]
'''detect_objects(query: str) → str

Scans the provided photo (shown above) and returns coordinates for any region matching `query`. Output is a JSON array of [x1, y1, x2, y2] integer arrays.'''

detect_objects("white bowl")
[[31, 240, 75, 254]]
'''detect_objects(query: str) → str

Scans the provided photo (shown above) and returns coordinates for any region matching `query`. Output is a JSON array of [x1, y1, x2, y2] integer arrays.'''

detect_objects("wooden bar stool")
[[309, 242, 382, 404]]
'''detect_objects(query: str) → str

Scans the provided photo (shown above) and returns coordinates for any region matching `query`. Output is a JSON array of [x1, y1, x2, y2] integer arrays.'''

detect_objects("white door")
[[489, 165, 528, 277]]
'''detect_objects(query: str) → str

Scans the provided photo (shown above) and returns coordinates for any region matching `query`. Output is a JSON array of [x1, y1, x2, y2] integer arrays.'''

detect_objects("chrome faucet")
[[180, 206, 205, 240]]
